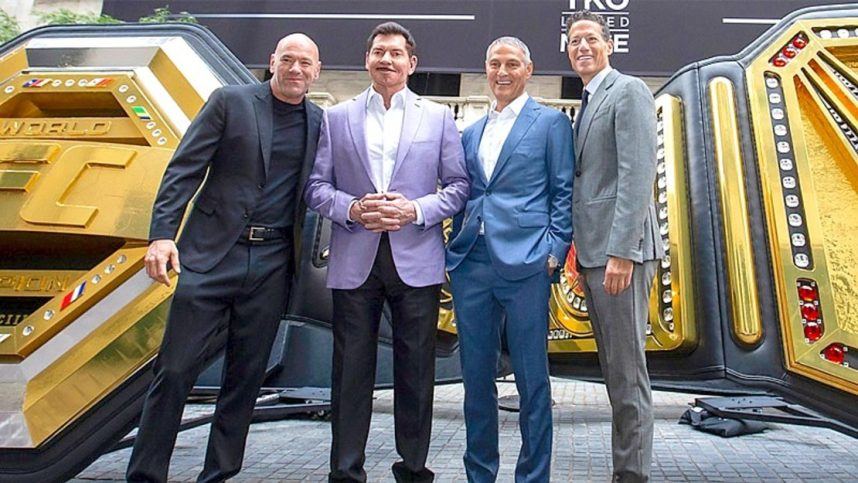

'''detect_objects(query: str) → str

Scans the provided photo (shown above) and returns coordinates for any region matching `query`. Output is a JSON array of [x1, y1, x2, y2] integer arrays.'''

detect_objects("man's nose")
[[288, 60, 302, 72], [381, 51, 393, 63]]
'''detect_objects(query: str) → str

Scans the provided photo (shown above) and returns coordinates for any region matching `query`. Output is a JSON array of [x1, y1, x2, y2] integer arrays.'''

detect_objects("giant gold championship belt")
[[0, 24, 255, 481]]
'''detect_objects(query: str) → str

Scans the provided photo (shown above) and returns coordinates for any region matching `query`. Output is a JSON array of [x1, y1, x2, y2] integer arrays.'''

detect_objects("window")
[[561, 76, 584, 100], [408, 73, 460, 97]]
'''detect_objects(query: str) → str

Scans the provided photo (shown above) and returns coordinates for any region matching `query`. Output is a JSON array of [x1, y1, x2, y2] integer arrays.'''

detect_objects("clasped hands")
[[350, 192, 417, 232]]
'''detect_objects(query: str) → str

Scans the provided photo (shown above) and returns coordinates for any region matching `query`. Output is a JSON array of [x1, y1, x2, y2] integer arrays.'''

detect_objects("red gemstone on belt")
[[801, 302, 820, 321], [803, 321, 823, 342], [822, 344, 846, 365]]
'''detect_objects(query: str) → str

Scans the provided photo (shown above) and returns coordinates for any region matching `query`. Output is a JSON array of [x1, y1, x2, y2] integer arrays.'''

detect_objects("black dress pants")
[[329, 234, 440, 483], [126, 238, 291, 483]]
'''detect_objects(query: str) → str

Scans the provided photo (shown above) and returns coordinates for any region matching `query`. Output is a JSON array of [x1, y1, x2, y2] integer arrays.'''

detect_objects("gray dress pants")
[[581, 260, 658, 483]]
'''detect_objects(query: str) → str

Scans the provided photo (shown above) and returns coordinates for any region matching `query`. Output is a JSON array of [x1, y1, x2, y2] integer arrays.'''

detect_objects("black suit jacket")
[[149, 81, 323, 273]]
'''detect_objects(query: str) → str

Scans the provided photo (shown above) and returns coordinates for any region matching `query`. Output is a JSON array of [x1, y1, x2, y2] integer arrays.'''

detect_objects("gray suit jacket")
[[572, 69, 663, 268]]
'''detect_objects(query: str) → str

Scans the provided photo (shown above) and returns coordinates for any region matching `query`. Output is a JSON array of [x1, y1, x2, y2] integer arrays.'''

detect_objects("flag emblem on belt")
[[60, 282, 86, 310], [132, 106, 152, 120], [22, 78, 51, 88], [87, 77, 114, 88]]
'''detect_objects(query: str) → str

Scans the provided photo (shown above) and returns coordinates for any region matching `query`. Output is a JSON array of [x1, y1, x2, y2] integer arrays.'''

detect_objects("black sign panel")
[[104, 0, 849, 76]]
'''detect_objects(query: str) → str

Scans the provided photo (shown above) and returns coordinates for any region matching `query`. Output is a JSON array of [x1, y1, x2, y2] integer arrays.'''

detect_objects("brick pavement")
[[73, 379, 858, 482]]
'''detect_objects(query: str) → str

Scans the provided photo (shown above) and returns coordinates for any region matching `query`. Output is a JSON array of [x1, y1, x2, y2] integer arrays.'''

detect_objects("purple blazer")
[[304, 88, 469, 289]]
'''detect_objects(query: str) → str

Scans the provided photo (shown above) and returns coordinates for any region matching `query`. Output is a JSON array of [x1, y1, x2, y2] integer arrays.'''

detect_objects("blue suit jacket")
[[446, 97, 574, 281]]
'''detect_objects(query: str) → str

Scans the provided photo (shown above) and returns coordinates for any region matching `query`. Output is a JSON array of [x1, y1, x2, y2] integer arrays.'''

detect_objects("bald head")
[[269, 33, 321, 104], [274, 33, 320, 60]]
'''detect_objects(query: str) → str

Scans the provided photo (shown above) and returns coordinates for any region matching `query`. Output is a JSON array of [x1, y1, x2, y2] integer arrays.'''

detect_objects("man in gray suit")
[[566, 10, 663, 482]]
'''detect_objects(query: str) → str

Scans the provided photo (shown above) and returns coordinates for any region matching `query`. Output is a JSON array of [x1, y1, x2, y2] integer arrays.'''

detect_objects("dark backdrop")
[[104, 1, 850, 75]]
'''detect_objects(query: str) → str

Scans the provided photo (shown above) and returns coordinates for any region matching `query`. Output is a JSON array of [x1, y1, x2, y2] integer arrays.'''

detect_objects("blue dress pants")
[[449, 237, 552, 483]]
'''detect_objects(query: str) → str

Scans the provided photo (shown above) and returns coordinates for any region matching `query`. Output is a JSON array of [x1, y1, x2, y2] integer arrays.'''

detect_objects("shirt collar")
[[367, 86, 408, 110], [273, 95, 305, 111], [489, 92, 529, 120], [584, 66, 613, 97]]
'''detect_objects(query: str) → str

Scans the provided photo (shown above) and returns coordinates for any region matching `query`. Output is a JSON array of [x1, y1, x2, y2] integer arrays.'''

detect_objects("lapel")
[[391, 89, 423, 183], [488, 97, 540, 186], [298, 99, 322, 205], [293, 99, 323, 267], [252, 82, 274, 178], [346, 88, 376, 190], [470, 116, 490, 187], [575, 69, 620, 161]]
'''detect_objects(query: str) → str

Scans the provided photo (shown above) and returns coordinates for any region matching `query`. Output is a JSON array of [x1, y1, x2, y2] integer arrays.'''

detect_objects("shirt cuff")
[[346, 199, 358, 224], [412, 200, 424, 226]]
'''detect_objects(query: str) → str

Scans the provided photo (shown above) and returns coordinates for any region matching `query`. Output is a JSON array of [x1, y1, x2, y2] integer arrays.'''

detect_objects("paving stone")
[[73, 379, 858, 482]]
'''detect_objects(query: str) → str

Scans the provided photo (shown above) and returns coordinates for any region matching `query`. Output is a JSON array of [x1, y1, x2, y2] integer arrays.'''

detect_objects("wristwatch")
[[548, 254, 559, 270]]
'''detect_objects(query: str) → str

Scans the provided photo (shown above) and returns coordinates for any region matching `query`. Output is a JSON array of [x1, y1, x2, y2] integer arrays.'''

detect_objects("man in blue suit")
[[446, 36, 574, 482]]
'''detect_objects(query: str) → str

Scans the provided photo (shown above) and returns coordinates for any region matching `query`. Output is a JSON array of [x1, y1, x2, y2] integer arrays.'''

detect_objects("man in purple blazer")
[[304, 22, 469, 483]]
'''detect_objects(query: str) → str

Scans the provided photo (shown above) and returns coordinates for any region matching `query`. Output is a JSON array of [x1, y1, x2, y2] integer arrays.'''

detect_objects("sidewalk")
[[74, 379, 858, 482]]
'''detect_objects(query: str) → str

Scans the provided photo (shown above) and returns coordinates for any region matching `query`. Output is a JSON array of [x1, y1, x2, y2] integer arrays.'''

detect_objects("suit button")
[[575, 171, 582, 177], [257, 183, 264, 190], [486, 190, 492, 196], [242, 212, 249, 219]]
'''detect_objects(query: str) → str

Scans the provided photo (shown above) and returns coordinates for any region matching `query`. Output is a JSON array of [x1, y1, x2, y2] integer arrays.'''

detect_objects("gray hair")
[[485, 36, 532, 64]]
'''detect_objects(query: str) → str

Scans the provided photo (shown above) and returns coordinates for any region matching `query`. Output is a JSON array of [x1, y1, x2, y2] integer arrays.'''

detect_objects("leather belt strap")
[[240, 226, 288, 242]]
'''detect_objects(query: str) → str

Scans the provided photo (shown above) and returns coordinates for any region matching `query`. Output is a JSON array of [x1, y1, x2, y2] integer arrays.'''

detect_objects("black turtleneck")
[[249, 96, 307, 228]]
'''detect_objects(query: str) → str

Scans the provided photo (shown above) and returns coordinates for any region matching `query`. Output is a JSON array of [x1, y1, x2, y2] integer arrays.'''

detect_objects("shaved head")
[[274, 33, 319, 60], [269, 33, 321, 104]]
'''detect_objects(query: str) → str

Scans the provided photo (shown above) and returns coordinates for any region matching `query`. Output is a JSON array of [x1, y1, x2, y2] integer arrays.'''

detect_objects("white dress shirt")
[[584, 66, 613, 98], [476, 92, 529, 234], [478, 92, 530, 181], [349, 87, 423, 224], [366, 87, 405, 192]]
